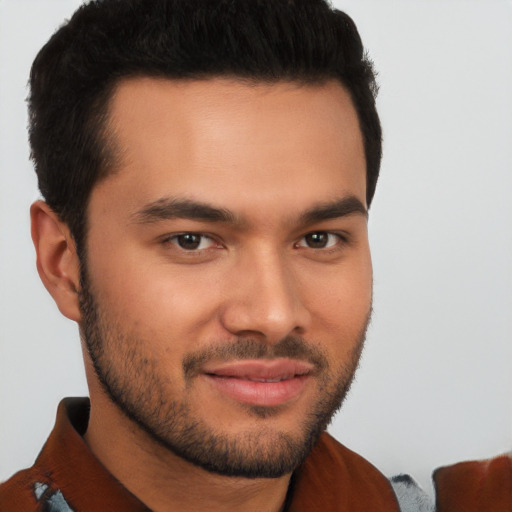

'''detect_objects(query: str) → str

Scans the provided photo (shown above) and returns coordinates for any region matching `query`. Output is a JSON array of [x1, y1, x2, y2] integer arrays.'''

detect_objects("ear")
[[31, 200, 82, 322]]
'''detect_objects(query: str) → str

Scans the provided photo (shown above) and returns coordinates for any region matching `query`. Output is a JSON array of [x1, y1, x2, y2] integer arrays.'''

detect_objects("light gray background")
[[1, 0, 511, 497]]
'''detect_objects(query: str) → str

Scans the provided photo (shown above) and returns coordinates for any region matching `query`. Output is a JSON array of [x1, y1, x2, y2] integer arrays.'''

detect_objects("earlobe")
[[30, 200, 82, 322]]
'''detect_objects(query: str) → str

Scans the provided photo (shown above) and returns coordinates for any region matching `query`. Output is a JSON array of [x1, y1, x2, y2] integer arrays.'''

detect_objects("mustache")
[[183, 336, 328, 380]]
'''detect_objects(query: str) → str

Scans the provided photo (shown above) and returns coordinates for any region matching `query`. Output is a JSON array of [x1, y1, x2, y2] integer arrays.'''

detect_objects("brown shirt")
[[0, 398, 400, 511], [434, 453, 512, 512]]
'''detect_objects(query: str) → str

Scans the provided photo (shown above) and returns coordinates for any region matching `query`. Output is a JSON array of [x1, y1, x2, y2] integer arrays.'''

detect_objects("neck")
[[84, 389, 292, 512]]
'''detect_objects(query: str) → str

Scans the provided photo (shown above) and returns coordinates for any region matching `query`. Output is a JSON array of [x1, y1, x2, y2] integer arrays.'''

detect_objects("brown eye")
[[305, 232, 328, 248], [297, 232, 340, 249], [169, 233, 215, 251], [177, 234, 201, 250]]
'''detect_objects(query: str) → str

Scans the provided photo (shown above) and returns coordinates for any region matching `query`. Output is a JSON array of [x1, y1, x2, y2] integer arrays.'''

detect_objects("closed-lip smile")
[[201, 359, 314, 407]]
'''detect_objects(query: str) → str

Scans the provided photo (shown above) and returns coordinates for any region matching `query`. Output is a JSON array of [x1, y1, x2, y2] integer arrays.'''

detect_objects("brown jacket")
[[434, 453, 512, 512], [0, 398, 400, 511]]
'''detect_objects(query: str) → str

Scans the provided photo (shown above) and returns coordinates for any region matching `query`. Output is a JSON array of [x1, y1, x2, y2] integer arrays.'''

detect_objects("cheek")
[[87, 249, 223, 348], [300, 253, 372, 336]]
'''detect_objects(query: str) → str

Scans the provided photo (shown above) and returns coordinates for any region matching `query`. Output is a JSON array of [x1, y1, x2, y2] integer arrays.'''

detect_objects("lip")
[[201, 359, 314, 407]]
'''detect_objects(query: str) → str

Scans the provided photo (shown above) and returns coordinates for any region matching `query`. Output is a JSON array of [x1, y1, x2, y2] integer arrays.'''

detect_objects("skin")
[[31, 78, 372, 512]]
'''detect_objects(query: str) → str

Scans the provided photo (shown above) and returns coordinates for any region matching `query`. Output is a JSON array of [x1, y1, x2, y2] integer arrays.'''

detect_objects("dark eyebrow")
[[131, 197, 238, 224], [299, 196, 368, 225], [132, 195, 366, 227]]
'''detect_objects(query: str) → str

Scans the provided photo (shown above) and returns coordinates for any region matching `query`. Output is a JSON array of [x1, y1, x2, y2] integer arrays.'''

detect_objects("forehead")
[[95, 77, 366, 220]]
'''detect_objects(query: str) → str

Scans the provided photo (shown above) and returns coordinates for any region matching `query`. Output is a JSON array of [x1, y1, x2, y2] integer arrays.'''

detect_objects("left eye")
[[296, 232, 340, 249], [169, 233, 216, 251]]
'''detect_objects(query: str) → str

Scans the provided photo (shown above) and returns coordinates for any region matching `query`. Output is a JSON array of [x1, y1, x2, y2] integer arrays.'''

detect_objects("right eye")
[[165, 233, 217, 251]]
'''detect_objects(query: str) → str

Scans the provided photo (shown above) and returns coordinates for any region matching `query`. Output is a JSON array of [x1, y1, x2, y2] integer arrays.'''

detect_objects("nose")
[[220, 247, 311, 343]]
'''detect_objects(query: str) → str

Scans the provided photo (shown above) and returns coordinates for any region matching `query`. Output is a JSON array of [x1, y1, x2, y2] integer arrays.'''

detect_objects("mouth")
[[201, 359, 314, 407]]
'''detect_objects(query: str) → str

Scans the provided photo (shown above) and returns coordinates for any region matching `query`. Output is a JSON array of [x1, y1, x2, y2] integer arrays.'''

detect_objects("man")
[[3, 0, 510, 511], [0, 1, 400, 510], [2, 1, 511, 510]]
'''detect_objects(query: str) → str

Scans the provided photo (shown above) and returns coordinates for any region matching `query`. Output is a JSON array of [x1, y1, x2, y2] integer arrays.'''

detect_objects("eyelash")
[[161, 231, 348, 253], [294, 232, 346, 250], [163, 233, 220, 252]]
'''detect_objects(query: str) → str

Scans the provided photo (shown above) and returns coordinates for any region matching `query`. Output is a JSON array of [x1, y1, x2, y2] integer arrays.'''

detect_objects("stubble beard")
[[79, 266, 370, 479]]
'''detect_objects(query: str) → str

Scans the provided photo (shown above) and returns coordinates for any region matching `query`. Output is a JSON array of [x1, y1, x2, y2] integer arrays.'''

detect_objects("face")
[[80, 78, 372, 478]]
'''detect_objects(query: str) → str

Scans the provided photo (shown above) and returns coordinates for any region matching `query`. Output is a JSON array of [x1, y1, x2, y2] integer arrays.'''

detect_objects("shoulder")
[[0, 398, 88, 512], [434, 453, 512, 512], [1, 466, 78, 512], [289, 432, 400, 511], [304, 432, 394, 487], [0, 467, 45, 512]]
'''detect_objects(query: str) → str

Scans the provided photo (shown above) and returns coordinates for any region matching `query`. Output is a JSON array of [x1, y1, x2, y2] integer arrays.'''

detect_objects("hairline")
[[75, 73, 366, 259]]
